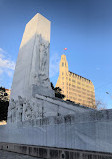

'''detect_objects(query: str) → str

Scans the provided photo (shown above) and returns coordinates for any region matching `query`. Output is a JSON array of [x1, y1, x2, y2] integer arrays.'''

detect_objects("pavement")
[[0, 150, 41, 159]]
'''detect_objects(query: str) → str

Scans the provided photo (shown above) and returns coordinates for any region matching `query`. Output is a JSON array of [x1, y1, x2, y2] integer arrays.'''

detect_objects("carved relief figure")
[[16, 96, 23, 122], [35, 101, 41, 118], [30, 100, 36, 120], [24, 100, 33, 120], [30, 34, 40, 85], [40, 43, 48, 72], [8, 98, 16, 123], [39, 36, 49, 75], [30, 34, 50, 87], [39, 36, 50, 88], [8, 96, 45, 123]]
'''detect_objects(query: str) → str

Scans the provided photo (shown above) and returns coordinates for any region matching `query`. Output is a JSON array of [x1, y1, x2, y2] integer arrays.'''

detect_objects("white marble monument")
[[7, 13, 93, 124], [1, 14, 112, 154], [8, 13, 56, 123], [10, 13, 54, 100]]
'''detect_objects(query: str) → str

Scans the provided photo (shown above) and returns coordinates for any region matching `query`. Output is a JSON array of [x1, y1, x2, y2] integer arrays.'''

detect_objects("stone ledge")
[[0, 142, 112, 159], [7, 109, 112, 128]]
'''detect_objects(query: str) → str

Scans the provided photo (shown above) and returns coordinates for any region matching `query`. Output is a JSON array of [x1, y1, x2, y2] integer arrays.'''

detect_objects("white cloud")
[[0, 48, 15, 70], [50, 53, 60, 78], [0, 48, 15, 80], [0, 48, 5, 53], [0, 58, 15, 70]]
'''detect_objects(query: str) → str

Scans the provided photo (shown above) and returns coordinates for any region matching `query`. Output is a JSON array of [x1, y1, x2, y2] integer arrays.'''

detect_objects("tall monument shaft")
[[10, 13, 52, 100]]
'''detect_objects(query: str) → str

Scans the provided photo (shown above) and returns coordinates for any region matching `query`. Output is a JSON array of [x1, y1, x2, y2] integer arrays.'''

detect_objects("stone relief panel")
[[30, 34, 50, 88], [30, 34, 40, 85], [24, 101, 33, 121], [39, 37, 49, 74], [8, 96, 46, 123], [39, 35, 50, 87]]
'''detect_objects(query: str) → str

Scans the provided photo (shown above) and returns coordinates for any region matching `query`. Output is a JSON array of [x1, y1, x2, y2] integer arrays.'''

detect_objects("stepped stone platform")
[[0, 143, 112, 159], [0, 150, 41, 159]]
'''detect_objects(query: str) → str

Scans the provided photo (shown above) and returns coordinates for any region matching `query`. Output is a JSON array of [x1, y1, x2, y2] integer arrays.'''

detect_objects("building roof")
[[69, 71, 91, 82]]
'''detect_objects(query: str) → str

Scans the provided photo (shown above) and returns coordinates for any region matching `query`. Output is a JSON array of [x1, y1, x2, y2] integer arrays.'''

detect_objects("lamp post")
[[106, 92, 112, 99]]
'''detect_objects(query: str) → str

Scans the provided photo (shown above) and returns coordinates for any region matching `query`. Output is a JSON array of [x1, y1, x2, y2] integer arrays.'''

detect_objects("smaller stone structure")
[[8, 94, 92, 124]]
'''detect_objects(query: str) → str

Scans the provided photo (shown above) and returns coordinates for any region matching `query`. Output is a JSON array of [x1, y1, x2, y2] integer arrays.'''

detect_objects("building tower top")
[[59, 54, 68, 75]]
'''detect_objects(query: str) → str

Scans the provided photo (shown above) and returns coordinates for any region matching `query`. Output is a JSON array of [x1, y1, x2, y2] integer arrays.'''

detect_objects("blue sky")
[[0, 0, 112, 108]]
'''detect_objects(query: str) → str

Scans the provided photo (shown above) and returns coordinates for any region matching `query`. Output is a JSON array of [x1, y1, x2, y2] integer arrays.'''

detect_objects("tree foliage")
[[51, 82, 65, 99], [95, 99, 107, 110], [0, 87, 9, 121]]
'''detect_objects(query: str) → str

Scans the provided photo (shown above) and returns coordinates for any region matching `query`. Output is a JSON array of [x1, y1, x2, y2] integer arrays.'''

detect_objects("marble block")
[[10, 13, 54, 101]]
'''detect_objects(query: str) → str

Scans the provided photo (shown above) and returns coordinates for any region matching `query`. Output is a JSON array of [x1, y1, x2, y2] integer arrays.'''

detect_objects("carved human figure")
[[16, 96, 23, 122], [30, 34, 50, 87], [39, 36, 49, 75], [8, 98, 16, 123], [30, 34, 40, 85], [34, 101, 41, 119], [11, 100, 16, 123], [22, 98, 26, 121], [8, 99, 13, 123], [40, 44, 47, 72], [24, 100, 33, 120], [39, 38, 50, 88], [30, 99, 36, 120]]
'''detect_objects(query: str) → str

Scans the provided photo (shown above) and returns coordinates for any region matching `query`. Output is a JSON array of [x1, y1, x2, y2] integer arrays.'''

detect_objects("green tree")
[[0, 87, 9, 121], [51, 82, 65, 99]]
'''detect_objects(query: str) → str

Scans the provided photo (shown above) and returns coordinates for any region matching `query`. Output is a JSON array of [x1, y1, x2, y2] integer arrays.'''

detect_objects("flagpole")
[[64, 48, 67, 55]]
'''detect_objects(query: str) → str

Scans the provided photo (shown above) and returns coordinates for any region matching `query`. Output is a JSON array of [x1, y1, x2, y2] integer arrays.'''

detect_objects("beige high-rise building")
[[56, 55, 96, 108]]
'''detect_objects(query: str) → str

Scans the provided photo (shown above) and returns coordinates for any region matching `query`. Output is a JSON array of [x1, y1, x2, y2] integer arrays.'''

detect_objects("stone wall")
[[0, 109, 112, 153]]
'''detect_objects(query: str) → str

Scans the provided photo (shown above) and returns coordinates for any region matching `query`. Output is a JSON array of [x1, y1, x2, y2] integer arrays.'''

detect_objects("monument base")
[[1, 110, 112, 153]]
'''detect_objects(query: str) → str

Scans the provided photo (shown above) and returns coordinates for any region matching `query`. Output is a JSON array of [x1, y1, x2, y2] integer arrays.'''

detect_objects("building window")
[[72, 85, 76, 88], [62, 62, 64, 66]]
